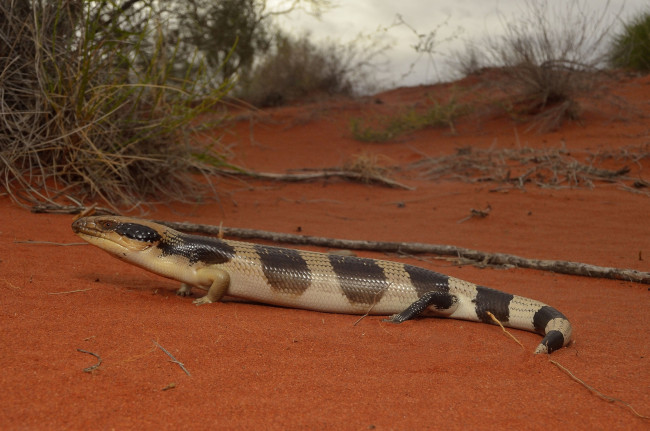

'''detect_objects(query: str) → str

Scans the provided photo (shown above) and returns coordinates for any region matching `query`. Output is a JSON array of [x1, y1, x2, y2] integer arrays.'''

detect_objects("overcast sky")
[[269, 0, 649, 90]]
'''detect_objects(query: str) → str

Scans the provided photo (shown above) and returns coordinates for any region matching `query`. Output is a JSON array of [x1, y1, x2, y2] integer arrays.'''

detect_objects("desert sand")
[[1, 72, 649, 429]]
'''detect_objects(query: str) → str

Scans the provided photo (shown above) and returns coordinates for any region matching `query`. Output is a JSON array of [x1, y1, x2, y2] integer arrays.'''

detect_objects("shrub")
[[0, 1, 231, 209], [170, 0, 274, 84], [608, 10, 650, 72], [239, 31, 380, 107], [452, 0, 617, 132]]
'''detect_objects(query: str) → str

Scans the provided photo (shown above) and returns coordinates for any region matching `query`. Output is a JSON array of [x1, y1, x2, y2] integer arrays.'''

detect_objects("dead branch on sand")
[[214, 167, 414, 190], [157, 220, 649, 285], [33, 204, 648, 284]]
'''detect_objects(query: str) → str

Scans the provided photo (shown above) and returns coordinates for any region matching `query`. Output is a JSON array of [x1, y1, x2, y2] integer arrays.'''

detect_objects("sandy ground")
[[1, 73, 649, 430]]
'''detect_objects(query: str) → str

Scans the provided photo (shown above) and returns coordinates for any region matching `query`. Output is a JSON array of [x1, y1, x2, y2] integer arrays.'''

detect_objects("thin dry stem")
[[550, 360, 649, 420], [486, 311, 526, 351]]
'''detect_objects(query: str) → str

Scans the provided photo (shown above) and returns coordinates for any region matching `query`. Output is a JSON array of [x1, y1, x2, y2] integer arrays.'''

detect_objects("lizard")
[[71, 215, 572, 354]]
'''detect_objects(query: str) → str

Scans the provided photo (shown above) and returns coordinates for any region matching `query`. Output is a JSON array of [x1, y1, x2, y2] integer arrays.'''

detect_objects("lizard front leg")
[[192, 268, 231, 306], [177, 283, 194, 297]]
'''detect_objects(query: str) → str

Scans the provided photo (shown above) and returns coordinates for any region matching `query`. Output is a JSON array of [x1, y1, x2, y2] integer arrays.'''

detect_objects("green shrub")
[[608, 11, 650, 72], [350, 94, 468, 142]]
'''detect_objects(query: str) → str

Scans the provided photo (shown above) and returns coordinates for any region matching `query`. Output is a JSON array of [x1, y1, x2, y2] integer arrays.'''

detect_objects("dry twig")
[[550, 360, 649, 420], [77, 349, 102, 373], [153, 340, 191, 376], [486, 311, 525, 351], [48, 288, 93, 295], [26, 204, 650, 284], [457, 205, 492, 224]]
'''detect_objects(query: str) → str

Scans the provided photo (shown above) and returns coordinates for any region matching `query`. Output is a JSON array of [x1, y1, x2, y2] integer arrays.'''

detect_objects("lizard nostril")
[[71, 219, 85, 233]]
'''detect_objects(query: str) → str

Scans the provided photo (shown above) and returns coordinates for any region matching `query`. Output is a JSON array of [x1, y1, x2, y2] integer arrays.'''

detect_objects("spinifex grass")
[[0, 1, 232, 209], [608, 10, 650, 72]]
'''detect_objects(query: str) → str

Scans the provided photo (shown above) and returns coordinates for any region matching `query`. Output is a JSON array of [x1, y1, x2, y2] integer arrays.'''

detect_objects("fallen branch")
[[30, 203, 117, 215], [214, 168, 415, 190], [157, 220, 650, 285], [25, 202, 649, 284]]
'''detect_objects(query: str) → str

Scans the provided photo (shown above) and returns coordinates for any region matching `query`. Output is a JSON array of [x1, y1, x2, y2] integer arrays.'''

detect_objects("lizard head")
[[72, 216, 165, 257], [72, 215, 229, 287]]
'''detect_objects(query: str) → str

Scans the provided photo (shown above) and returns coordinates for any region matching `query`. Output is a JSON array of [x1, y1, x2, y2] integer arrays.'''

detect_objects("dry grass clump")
[[0, 2, 230, 209], [452, 1, 619, 132], [410, 144, 649, 194], [342, 153, 393, 184]]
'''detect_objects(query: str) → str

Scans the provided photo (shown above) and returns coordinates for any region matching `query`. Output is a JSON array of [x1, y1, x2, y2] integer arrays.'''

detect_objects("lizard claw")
[[193, 296, 213, 306]]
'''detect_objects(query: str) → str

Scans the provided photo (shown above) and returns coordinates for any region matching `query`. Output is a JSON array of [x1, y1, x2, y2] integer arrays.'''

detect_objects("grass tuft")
[[350, 93, 468, 142], [0, 2, 231, 209], [452, 0, 618, 132]]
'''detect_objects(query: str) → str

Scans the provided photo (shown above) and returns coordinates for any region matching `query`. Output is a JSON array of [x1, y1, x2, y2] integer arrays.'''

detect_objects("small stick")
[[77, 349, 102, 373], [486, 311, 525, 351], [47, 288, 93, 295], [549, 360, 649, 420], [2, 278, 21, 290], [14, 240, 87, 246], [153, 340, 191, 376], [75, 203, 97, 220], [352, 306, 375, 327], [457, 205, 492, 224], [30, 203, 115, 216], [353, 290, 383, 326], [213, 168, 415, 190]]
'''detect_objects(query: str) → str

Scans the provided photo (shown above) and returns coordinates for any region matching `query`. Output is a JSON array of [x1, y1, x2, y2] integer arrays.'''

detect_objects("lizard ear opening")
[[114, 222, 162, 243]]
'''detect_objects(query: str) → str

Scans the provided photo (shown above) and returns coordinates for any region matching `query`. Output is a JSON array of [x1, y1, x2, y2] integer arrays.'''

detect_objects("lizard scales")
[[72, 216, 572, 354]]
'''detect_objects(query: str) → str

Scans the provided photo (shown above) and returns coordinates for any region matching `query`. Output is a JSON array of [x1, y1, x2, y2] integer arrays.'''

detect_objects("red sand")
[[1, 73, 649, 430]]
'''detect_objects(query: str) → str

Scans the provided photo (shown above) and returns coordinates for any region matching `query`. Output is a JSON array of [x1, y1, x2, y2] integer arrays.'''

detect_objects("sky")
[[269, 0, 649, 90]]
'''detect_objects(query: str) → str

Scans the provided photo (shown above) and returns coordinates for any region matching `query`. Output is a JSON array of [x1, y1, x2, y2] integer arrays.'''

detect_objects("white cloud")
[[270, 0, 649, 89]]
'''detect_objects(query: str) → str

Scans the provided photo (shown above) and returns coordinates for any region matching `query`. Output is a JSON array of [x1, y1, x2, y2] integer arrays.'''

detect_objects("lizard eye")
[[100, 220, 117, 231]]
